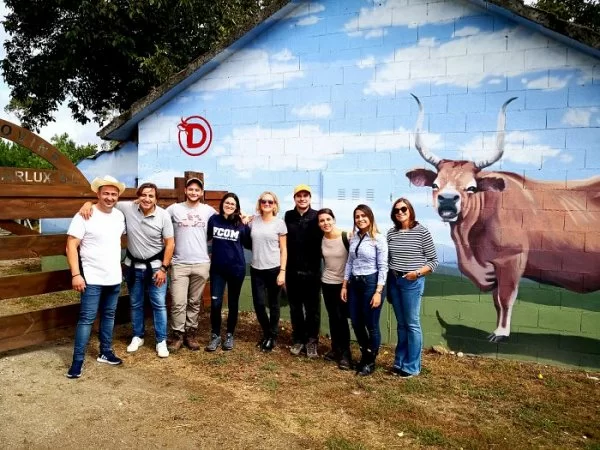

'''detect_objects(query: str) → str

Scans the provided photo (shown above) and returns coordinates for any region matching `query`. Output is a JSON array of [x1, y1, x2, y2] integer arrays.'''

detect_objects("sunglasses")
[[260, 199, 274, 205], [393, 206, 409, 214]]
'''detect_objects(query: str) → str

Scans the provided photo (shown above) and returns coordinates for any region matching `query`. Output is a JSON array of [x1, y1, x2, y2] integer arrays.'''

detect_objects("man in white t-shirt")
[[166, 177, 217, 351], [66, 175, 126, 379]]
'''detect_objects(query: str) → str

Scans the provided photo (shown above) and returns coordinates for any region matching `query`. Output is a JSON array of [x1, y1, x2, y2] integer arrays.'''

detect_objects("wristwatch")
[[160, 264, 170, 273]]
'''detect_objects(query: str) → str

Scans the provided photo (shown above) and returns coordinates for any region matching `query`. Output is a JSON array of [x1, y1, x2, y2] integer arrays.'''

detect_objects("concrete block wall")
[[129, 0, 600, 368]]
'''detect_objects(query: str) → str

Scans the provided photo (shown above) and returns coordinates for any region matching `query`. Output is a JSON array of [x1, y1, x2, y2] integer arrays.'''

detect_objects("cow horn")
[[475, 97, 518, 169], [411, 94, 441, 167]]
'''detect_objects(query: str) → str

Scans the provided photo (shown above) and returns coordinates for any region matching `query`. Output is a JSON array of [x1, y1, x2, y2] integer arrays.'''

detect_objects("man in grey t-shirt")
[[166, 177, 217, 352]]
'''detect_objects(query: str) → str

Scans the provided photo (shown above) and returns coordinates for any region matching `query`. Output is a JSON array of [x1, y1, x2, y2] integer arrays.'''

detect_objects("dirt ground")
[[1, 310, 599, 450]]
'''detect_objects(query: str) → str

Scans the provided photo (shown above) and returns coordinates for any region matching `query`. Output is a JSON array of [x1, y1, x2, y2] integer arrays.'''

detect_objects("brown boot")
[[184, 328, 200, 351], [167, 330, 184, 353]]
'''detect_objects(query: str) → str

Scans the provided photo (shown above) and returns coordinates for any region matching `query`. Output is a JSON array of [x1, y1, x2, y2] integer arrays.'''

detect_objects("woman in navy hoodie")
[[205, 193, 251, 351]]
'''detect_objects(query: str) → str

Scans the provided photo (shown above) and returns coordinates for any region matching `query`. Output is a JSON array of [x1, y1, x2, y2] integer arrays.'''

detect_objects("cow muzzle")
[[437, 193, 459, 222]]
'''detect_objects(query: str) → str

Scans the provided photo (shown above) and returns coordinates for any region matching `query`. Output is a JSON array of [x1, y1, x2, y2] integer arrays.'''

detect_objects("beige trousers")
[[169, 263, 210, 332]]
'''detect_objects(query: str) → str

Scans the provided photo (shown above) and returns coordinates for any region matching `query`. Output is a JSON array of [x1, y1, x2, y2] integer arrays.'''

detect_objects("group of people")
[[65, 175, 438, 380]]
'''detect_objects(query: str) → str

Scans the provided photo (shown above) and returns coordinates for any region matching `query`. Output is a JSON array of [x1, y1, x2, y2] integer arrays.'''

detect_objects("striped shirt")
[[344, 232, 388, 285], [387, 223, 439, 272]]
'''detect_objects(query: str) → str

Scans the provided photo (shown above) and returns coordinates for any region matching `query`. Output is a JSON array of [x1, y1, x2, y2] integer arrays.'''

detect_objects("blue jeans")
[[387, 271, 425, 375], [72, 284, 121, 362], [347, 273, 383, 355], [127, 267, 168, 343], [210, 269, 244, 335]]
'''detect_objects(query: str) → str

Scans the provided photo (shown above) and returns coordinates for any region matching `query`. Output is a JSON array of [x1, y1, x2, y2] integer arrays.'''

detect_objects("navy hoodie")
[[207, 214, 251, 277]]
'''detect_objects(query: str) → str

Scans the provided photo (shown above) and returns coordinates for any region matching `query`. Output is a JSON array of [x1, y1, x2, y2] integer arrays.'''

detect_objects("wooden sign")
[[0, 119, 89, 186]]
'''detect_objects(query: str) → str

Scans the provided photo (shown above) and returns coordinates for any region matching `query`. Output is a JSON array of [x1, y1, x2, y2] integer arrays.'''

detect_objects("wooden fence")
[[0, 119, 225, 352]]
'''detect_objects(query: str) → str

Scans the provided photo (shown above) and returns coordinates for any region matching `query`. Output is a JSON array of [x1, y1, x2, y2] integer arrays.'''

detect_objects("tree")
[[0, 134, 97, 168], [1, 0, 287, 131], [532, 0, 600, 32]]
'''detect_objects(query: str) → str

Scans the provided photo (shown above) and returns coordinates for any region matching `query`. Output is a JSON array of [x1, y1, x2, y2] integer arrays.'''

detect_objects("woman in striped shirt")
[[342, 204, 388, 376], [387, 198, 438, 378]]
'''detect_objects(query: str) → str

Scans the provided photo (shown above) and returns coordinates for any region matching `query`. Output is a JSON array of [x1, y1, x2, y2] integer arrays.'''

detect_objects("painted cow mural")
[[406, 95, 600, 342]]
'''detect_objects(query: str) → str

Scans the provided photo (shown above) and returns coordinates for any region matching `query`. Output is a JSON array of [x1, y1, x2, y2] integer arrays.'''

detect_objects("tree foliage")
[[1, 0, 287, 130], [532, 0, 600, 32], [0, 134, 97, 168]]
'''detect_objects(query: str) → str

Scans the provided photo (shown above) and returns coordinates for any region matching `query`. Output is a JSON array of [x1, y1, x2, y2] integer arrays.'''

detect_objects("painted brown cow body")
[[407, 95, 600, 341]]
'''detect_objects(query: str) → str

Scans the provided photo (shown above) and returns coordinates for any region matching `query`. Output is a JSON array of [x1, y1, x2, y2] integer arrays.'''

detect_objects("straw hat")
[[90, 175, 126, 194]]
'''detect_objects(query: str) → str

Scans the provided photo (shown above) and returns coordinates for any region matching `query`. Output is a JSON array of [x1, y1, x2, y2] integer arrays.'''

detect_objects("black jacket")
[[284, 207, 322, 275]]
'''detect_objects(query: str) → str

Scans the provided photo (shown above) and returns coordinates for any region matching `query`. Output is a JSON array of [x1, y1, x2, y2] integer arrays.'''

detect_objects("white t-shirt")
[[249, 215, 287, 270], [67, 205, 125, 285], [167, 202, 217, 264]]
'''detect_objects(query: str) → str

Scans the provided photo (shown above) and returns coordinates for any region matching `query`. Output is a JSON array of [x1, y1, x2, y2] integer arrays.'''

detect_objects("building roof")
[[98, 0, 600, 142]]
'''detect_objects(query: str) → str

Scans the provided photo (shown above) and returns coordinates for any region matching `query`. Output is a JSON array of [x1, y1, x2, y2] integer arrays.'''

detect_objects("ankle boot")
[[357, 351, 376, 376], [184, 328, 200, 351], [167, 330, 184, 352], [355, 349, 369, 374]]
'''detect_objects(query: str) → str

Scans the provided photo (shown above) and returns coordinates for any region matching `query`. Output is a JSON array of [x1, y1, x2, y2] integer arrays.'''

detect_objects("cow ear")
[[406, 169, 437, 187], [477, 176, 505, 192]]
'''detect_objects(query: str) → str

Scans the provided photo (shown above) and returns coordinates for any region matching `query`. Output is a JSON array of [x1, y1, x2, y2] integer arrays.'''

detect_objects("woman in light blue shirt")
[[341, 204, 388, 376]]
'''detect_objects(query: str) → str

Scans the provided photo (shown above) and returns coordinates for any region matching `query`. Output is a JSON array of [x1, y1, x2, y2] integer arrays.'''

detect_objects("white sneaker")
[[127, 336, 144, 353], [156, 340, 169, 358]]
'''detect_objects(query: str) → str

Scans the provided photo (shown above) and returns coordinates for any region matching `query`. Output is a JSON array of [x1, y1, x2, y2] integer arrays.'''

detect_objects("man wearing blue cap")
[[284, 184, 323, 358]]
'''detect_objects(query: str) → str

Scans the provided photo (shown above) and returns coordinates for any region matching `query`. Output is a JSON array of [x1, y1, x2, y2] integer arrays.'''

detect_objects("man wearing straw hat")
[[65, 175, 126, 379]]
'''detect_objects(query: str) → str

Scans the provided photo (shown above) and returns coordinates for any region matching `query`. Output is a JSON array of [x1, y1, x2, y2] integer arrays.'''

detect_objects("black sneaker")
[[222, 333, 234, 351], [97, 351, 123, 365], [205, 333, 221, 352], [306, 341, 319, 359], [338, 355, 352, 371], [66, 360, 83, 379], [261, 338, 276, 352]]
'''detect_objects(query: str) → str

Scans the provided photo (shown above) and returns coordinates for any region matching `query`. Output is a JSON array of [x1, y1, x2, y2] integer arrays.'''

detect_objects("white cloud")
[[364, 28, 587, 96], [215, 123, 411, 172], [272, 49, 294, 62], [460, 131, 560, 166], [453, 26, 480, 38], [365, 29, 386, 39], [297, 16, 321, 26], [358, 56, 376, 69], [523, 75, 571, 89], [292, 103, 332, 119], [344, 0, 468, 33], [191, 48, 303, 92], [562, 108, 598, 127], [286, 2, 325, 18]]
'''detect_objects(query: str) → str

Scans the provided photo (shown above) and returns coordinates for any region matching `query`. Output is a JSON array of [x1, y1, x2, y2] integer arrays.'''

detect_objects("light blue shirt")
[[344, 232, 388, 285]]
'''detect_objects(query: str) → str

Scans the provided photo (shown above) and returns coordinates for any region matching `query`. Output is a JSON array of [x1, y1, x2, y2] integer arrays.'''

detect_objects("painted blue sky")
[[132, 0, 600, 258]]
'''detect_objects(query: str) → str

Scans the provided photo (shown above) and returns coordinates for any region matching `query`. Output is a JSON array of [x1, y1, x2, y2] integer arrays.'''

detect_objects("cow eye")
[[432, 183, 439, 190], [466, 186, 477, 193]]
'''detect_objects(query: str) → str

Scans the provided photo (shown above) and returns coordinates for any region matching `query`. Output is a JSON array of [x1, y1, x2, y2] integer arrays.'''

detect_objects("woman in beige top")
[[318, 208, 351, 370]]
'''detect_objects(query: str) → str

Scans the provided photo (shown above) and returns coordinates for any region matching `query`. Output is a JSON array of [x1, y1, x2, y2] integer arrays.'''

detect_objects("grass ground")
[[1, 259, 599, 448]]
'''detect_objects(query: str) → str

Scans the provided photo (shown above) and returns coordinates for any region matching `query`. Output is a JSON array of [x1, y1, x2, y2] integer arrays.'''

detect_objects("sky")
[[0, 1, 105, 147]]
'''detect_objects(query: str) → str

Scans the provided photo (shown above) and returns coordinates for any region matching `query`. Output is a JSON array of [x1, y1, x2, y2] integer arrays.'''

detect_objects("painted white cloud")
[[215, 123, 411, 172], [523, 75, 571, 89], [285, 2, 325, 18], [562, 108, 598, 127], [344, 0, 469, 33], [364, 27, 587, 96], [291, 103, 332, 119], [297, 16, 321, 26], [191, 48, 303, 92], [453, 26, 480, 38], [365, 29, 386, 39], [358, 56, 376, 69], [460, 131, 560, 166]]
